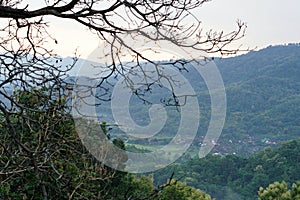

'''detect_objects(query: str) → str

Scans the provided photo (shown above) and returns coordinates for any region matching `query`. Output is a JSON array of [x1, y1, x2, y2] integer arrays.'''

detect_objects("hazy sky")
[[29, 0, 300, 58], [195, 0, 300, 50]]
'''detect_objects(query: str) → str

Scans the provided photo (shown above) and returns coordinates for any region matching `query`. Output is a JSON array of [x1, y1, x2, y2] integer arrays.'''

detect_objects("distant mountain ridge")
[[216, 43, 300, 84]]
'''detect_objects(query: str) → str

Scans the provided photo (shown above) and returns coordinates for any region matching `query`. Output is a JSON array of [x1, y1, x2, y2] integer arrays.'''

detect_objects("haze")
[[17, 0, 300, 59]]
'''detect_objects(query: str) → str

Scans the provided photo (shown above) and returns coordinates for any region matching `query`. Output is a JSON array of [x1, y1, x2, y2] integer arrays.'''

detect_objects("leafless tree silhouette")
[[0, 0, 246, 108]]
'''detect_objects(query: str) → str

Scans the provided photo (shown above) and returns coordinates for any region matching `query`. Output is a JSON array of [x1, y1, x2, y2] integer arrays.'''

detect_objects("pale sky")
[[194, 0, 300, 50], [25, 0, 300, 58]]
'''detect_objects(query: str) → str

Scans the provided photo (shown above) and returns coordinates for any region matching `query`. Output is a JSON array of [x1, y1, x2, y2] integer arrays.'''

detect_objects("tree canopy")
[[258, 181, 300, 200]]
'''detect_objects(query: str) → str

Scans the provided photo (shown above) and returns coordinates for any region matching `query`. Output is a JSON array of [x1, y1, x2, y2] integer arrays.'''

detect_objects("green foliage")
[[126, 175, 156, 199], [291, 181, 300, 199], [0, 88, 126, 199], [158, 179, 211, 200], [258, 181, 300, 200]]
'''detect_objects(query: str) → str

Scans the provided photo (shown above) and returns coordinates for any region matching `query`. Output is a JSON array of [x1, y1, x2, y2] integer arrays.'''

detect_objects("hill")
[[90, 44, 300, 156], [214, 44, 300, 154], [59, 44, 300, 156]]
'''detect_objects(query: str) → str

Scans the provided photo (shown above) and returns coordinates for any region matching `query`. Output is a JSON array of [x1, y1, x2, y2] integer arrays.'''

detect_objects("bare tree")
[[0, 0, 246, 199], [0, 0, 246, 109]]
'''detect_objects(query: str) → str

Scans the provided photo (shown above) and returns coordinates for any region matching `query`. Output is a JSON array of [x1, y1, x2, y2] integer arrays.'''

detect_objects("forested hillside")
[[154, 139, 300, 200], [97, 44, 300, 156], [215, 44, 300, 154]]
